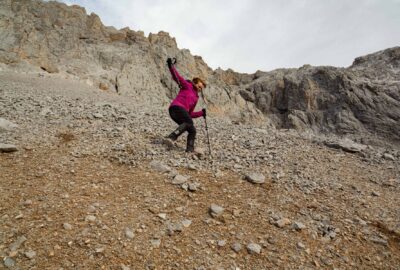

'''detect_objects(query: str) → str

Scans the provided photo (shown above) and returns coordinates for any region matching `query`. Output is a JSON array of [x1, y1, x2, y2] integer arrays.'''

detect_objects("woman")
[[166, 58, 207, 152]]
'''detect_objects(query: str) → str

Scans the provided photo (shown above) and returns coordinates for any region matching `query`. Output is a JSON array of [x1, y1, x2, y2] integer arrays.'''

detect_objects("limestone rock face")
[[238, 47, 400, 145], [0, 0, 258, 122]]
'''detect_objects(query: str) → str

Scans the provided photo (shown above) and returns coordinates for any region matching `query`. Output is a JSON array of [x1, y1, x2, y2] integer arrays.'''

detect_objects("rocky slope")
[[0, 3, 399, 268], [0, 71, 399, 269], [1, 0, 399, 145]]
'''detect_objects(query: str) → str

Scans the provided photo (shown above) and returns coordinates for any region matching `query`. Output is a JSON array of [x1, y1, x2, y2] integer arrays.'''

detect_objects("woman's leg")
[[167, 106, 196, 152]]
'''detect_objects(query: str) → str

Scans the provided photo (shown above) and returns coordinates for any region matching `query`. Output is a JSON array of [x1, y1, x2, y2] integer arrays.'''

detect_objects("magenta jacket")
[[169, 66, 204, 118]]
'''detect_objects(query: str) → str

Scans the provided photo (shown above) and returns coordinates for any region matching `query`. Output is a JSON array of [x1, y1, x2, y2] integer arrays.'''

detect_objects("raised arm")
[[167, 58, 189, 88], [169, 65, 189, 88]]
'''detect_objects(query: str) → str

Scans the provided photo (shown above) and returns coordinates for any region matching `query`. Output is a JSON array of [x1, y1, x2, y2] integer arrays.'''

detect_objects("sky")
[[56, 0, 400, 73]]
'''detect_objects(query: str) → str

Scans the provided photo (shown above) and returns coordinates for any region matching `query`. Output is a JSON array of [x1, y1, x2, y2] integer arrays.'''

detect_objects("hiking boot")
[[186, 137, 195, 152], [166, 123, 188, 141]]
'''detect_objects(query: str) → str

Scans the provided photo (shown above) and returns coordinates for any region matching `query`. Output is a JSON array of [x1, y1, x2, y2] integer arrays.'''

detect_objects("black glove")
[[167, 58, 173, 68], [202, 108, 207, 118]]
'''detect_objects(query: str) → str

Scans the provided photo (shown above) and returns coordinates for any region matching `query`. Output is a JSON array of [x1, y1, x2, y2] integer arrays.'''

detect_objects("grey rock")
[[354, 217, 367, 226], [180, 183, 189, 191], [293, 222, 306, 230], [210, 204, 224, 218], [181, 219, 192, 228], [3, 257, 15, 268], [85, 215, 96, 222], [23, 200, 33, 206], [324, 139, 367, 153], [125, 228, 135, 239], [93, 113, 103, 119], [0, 118, 18, 132], [245, 172, 265, 184], [370, 235, 388, 246], [246, 243, 262, 254], [24, 250, 37, 259], [150, 238, 161, 248], [150, 161, 171, 173], [167, 223, 183, 235], [383, 153, 395, 161], [10, 235, 27, 251], [275, 218, 291, 228], [188, 182, 200, 192], [172, 175, 189, 185], [95, 247, 105, 254], [297, 242, 305, 249], [63, 223, 73, 230], [371, 191, 380, 197], [157, 213, 167, 220], [0, 143, 18, 153], [217, 240, 226, 247], [231, 242, 242, 253]]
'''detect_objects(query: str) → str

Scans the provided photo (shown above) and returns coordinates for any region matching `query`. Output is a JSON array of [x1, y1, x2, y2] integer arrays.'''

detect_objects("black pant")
[[169, 106, 196, 142]]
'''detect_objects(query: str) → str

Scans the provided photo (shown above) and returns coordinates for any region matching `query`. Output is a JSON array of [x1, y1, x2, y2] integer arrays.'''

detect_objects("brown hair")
[[192, 77, 207, 88]]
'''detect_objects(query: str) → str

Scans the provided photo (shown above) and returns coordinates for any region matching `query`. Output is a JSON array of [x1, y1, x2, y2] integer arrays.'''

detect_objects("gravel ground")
[[1, 71, 399, 269]]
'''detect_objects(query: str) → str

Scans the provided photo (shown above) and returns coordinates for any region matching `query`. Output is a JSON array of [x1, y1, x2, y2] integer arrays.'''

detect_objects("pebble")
[[167, 223, 183, 235], [23, 200, 33, 206], [244, 172, 265, 184], [371, 191, 380, 197], [181, 219, 192, 228], [150, 161, 171, 173], [231, 243, 242, 253], [0, 118, 18, 131], [63, 223, 73, 230], [93, 113, 103, 119], [188, 182, 200, 192], [151, 238, 161, 248], [158, 213, 167, 220], [297, 242, 305, 249], [354, 217, 367, 226], [275, 218, 291, 228], [85, 215, 96, 222], [172, 175, 189, 185], [210, 204, 224, 218], [3, 257, 15, 268], [247, 243, 261, 254], [370, 236, 388, 246], [88, 205, 96, 212], [125, 228, 135, 239], [217, 240, 226, 247], [293, 222, 306, 230], [10, 236, 27, 251], [25, 250, 37, 259], [95, 247, 105, 253], [383, 153, 395, 161], [0, 143, 18, 153]]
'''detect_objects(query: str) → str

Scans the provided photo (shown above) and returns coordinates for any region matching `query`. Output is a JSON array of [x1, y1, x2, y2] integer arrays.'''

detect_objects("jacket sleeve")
[[190, 110, 204, 118], [169, 66, 190, 88]]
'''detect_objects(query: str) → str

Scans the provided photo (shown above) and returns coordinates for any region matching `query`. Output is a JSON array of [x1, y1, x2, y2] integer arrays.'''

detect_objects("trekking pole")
[[203, 113, 213, 159]]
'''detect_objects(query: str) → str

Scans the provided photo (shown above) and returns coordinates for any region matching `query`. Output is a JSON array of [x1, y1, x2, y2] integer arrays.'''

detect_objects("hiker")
[[165, 57, 207, 153]]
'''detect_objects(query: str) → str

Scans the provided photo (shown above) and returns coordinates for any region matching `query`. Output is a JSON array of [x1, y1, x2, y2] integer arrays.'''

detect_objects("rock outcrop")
[[238, 47, 400, 145], [0, 0, 399, 145]]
